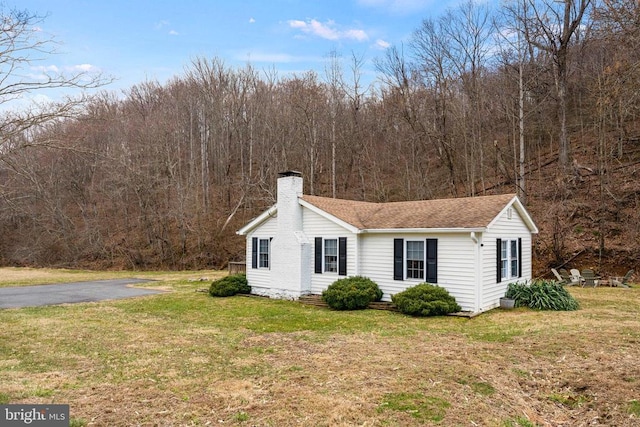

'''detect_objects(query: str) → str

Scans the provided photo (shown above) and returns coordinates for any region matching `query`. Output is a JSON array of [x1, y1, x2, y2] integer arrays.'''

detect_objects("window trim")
[[258, 238, 270, 269], [498, 238, 520, 281], [323, 238, 338, 273], [394, 238, 437, 283], [315, 237, 347, 276], [405, 239, 425, 280]]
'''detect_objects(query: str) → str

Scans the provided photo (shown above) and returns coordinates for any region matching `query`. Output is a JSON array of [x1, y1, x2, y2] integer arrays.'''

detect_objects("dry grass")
[[0, 267, 223, 288], [1, 268, 639, 426]]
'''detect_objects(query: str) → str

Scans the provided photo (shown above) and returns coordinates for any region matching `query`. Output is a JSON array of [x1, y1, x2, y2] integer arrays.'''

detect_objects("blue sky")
[[12, 0, 455, 102]]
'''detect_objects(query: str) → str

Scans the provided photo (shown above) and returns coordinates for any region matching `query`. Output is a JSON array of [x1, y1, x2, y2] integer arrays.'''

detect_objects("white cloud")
[[344, 29, 368, 42], [287, 19, 369, 42], [169, 30, 179, 35], [289, 20, 307, 29], [69, 64, 98, 72], [374, 39, 391, 49], [249, 17, 256, 23], [155, 20, 170, 30], [31, 65, 60, 73]]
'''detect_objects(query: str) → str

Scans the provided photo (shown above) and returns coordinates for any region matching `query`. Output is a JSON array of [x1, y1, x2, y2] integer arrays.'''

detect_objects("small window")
[[510, 240, 519, 278], [500, 239, 519, 279], [406, 240, 425, 279], [501, 240, 509, 279], [324, 239, 338, 273], [258, 238, 270, 268]]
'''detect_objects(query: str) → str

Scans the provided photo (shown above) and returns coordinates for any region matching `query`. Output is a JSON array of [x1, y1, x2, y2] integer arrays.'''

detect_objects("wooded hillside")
[[1, 0, 638, 276]]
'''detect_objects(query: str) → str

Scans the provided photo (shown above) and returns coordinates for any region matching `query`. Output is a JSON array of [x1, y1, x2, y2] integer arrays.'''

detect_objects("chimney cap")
[[278, 170, 302, 178]]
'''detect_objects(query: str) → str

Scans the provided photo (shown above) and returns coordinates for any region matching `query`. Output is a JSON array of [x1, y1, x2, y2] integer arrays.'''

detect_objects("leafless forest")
[[0, 0, 638, 274]]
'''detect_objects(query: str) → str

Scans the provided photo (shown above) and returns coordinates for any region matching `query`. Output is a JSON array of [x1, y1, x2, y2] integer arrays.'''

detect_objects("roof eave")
[[361, 227, 487, 234], [236, 205, 277, 235], [299, 198, 361, 234], [487, 196, 539, 234]]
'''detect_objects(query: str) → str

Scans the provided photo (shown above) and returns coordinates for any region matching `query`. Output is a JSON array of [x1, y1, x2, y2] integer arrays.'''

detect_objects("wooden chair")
[[581, 269, 598, 287], [559, 268, 580, 285], [612, 270, 634, 288], [551, 268, 565, 284], [570, 269, 584, 285]]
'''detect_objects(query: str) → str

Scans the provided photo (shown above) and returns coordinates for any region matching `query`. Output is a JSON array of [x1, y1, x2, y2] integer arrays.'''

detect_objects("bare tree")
[[516, 0, 592, 172], [0, 7, 108, 158]]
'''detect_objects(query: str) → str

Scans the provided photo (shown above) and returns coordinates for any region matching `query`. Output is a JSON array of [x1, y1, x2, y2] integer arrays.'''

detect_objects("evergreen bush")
[[321, 276, 383, 310], [391, 283, 461, 316], [209, 274, 251, 297], [505, 280, 579, 310]]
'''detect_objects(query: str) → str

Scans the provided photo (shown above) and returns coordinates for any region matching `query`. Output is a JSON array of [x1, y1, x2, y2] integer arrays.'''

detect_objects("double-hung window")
[[251, 237, 271, 269], [393, 238, 437, 282], [324, 239, 338, 273], [258, 238, 270, 268], [314, 237, 347, 276], [498, 238, 520, 281], [406, 240, 425, 279]]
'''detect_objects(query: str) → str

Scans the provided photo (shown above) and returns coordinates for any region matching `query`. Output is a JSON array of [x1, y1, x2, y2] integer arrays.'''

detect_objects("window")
[[314, 237, 347, 276], [258, 238, 270, 268], [251, 237, 271, 269], [406, 240, 425, 279], [394, 238, 437, 282], [510, 240, 518, 278], [498, 238, 520, 281], [324, 239, 338, 273]]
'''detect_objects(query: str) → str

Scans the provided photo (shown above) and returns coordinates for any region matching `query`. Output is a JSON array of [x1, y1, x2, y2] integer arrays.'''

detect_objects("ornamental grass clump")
[[505, 280, 579, 310], [209, 274, 251, 297], [322, 276, 383, 310], [391, 283, 461, 317]]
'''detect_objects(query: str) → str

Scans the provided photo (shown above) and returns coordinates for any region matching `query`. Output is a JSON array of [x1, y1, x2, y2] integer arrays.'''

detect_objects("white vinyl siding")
[[358, 233, 477, 311], [244, 215, 277, 292], [482, 205, 532, 310], [303, 209, 356, 295]]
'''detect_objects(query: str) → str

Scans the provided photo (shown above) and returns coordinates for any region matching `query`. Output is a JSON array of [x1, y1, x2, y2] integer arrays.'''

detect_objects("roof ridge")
[[300, 193, 520, 230]]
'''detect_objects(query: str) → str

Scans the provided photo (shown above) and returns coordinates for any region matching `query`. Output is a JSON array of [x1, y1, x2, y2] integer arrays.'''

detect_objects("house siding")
[[245, 215, 277, 295], [358, 233, 478, 312], [481, 206, 532, 310], [302, 208, 357, 295]]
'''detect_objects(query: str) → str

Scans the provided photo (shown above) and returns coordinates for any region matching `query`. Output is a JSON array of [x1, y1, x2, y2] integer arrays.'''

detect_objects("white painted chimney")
[[276, 170, 303, 233], [269, 171, 311, 298]]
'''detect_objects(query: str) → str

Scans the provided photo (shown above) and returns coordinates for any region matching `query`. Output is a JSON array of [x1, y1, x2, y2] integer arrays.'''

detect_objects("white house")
[[237, 171, 538, 313]]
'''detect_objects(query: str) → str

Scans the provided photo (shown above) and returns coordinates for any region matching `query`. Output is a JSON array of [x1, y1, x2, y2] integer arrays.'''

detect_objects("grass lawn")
[[1, 268, 639, 426]]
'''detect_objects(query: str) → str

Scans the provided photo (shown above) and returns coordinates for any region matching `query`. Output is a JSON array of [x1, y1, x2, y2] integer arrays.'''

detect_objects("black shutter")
[[496, 238, 502, 283], [426, 238, 438, 283], [518, 238, 523, 278], [393, 238, 404, 280], [338, 237, 347, 276], [251, 237, 258, 269], [314, 237, 323, 274]]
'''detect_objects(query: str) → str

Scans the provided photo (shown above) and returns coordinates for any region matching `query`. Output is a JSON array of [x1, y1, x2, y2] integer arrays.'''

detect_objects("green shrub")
[[321, 276, 383, 310], [505, 280, 579, 311], [391, 283, 461, 316], [209, 274, 250, 297]]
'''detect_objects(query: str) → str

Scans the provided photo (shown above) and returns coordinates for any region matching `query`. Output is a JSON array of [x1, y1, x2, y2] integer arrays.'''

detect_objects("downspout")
[[354, 233, 360, 276], [470, 232, 482, 313]]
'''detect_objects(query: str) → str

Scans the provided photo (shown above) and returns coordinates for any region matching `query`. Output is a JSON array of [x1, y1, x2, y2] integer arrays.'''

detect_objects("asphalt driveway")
[[0, 278, 163, 309]]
